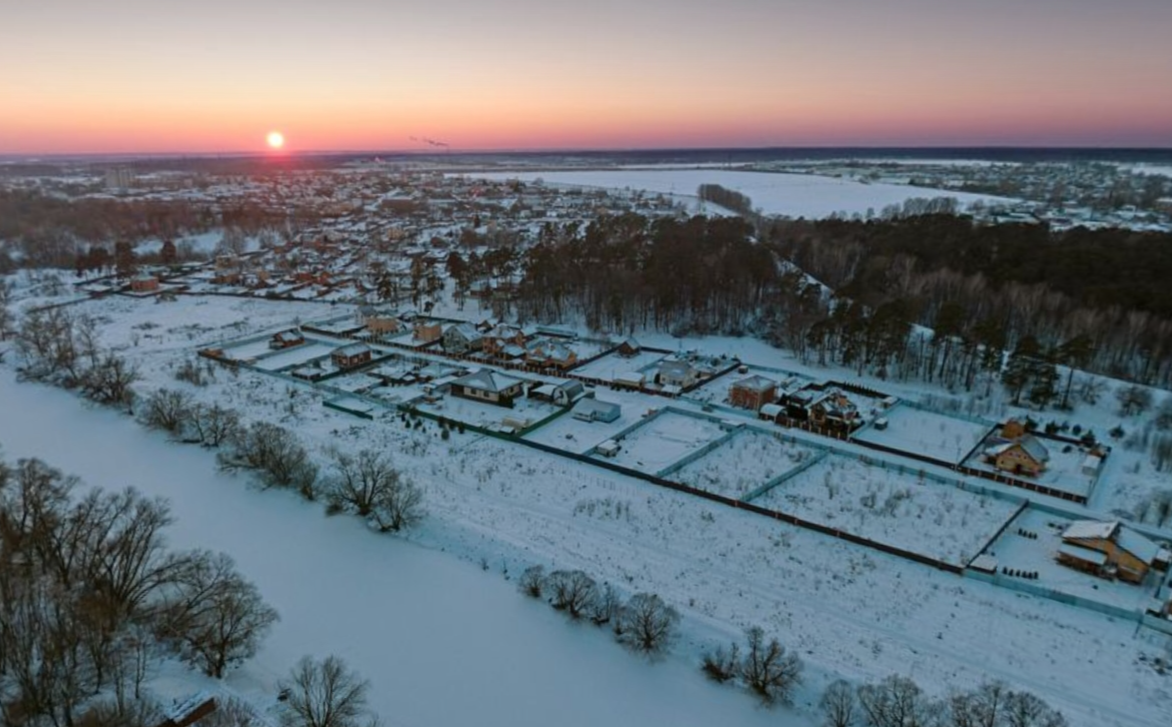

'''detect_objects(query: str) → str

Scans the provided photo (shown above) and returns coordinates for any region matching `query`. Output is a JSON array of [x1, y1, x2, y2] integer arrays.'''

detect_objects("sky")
[[2, 0, 1171, 154]]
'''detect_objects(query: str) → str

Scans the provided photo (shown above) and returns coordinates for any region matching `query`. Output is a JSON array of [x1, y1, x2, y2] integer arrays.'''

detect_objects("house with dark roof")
[[449, 369, 525, 407]]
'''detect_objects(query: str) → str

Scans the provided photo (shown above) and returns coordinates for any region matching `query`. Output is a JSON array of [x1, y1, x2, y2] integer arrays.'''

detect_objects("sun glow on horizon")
[[266, 131, 285, 149]]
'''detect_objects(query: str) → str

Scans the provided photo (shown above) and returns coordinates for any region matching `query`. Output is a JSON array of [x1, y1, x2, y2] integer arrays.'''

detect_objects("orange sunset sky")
[[2, 0, 1171, 154]]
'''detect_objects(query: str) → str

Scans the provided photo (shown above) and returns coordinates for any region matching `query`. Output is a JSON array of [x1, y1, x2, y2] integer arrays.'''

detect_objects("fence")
[[741, 451, 829, 504]]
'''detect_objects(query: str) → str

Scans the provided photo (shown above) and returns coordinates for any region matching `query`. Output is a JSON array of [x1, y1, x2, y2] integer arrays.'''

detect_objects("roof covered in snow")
[[452, 368, 523, 394], [1062, 520, 1119, 542], [1117, 528, 1161, 564]]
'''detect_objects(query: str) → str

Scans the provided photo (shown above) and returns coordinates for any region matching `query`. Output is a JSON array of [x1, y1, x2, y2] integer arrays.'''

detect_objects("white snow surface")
[[468, 169, 1012, 218]]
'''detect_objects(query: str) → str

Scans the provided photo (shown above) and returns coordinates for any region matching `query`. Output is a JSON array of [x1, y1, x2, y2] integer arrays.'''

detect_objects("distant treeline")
[[697, 184, 755, 216]]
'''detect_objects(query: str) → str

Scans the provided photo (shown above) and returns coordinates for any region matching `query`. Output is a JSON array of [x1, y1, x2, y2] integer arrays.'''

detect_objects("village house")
[[269, 328, 305, 350], [482, 324, 527, 357], [656, 359, 698, 391], [1056, 520, 1161, 584], [413, 320, 443, 344], [616, 337, 641, 358], [443, 323, 484, 355], [332, 343, 372, 370], [528, 380, 586, 407], [449, 369, 525, 407], [729, 375, 777, 411], [358, 306, 402, 336], [130, 274, 160, 293], [526, 340, 579, 370], [983, 423, 1050, 477], [154, 692, 217, 727], [779, 387, 861, 431], [572, 397, 622, 423]]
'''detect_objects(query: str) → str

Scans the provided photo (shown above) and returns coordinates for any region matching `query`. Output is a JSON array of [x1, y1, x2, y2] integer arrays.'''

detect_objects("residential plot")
[[416, 391, 562, 433], [855, 404, 994, 465], [755, 454, 1019, 565], [251, 343, 335, 371], [671, 428, 822, 498], [603, 410, 732, 474], [981, 507, 1159, 613], [522, 389, 665, 455], [572, 349, 666, 382], [963, 434, 1099, 500]]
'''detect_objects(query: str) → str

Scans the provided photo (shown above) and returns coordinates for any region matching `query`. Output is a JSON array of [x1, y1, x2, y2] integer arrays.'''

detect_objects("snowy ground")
[[755, 455, 1019, 565], [671, 429, 821, 499], [417, 390, 561, 432], [4, 290, 1172, 726], [855, 404, 994, 465], [469, 169, 1013, 219], [603, 411, 731, 474]]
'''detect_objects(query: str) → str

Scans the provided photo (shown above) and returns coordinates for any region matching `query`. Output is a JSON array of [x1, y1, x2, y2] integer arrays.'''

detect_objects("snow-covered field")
[[854, 405, 994, 465], [755, 455, 1019, 565], [671, 429, 821, 498], [603, 411, 730, 474], [469, 169, 1013, 219], [4, 291, 1172, 727]]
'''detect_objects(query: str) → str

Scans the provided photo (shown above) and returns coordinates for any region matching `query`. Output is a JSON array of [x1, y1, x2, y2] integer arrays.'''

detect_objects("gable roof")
[[1062, 520, 1119, 542], [452, 368, 523, 394], [335, 343, 371, 358], [1018, 434, 1050, 463], [1117, 527, 1161, 564]]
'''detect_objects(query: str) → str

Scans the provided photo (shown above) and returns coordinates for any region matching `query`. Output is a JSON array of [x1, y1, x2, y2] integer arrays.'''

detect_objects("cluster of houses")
[[722, 371, 867, 434], [1056, 520, 1169, 585]]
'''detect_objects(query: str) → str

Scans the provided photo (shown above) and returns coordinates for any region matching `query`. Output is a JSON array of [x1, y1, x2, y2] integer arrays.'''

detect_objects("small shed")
[[572, 398, 622, 423]]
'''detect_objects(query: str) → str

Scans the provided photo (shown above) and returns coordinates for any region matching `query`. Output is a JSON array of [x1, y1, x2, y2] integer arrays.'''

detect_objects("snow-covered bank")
[[0, 370, 789, 727]]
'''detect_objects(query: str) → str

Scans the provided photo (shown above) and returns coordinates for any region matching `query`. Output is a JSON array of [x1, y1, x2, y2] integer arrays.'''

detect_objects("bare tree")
[[219, 422, 318, 499], [518, 565, 545, 598], [856, 675, 930, 727], [820, 679, 857, 727], [544, 570, 598, 619], [739, 626, 803, 705], [78, 350, 139, 408], [280, 655, 382, 727], [166, 552, 279, 679], [326, 449, 399, 517], [368, 474, 423, 533], [700, 641, 740, 684], [190, 403, 241, 448], [616, 592, 678, 655], [587, 581, 621, 626], [1117, 384, 1153, 417], [139, 388, 195, 435], [1003, 691, 1067, 727]]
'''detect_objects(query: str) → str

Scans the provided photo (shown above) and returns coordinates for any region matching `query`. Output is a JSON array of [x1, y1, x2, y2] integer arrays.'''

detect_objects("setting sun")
[[266, 131, 284, 149]]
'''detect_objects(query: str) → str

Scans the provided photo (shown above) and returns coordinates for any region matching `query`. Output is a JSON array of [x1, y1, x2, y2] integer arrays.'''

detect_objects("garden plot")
[[671, 429, 822, 498], [983, 508, 1158, 613], [523, 389, 671, 455], [252, 343, 335, 371], [572, 349, 666, 382], [605, 411, 731, 474], [855, 405, 993, 465], [755, 455, 1018, 565]]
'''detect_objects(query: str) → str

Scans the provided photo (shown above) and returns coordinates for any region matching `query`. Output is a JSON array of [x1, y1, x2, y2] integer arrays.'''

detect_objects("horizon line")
[[4, 144, 1172, 164]]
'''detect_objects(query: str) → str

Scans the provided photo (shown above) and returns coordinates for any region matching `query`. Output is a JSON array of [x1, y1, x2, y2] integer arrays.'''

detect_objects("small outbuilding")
[[572, 397, 622, 423]]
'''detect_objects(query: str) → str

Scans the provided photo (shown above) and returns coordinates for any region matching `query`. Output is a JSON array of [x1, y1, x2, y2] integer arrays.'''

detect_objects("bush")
[[518, 565, 545, 598]]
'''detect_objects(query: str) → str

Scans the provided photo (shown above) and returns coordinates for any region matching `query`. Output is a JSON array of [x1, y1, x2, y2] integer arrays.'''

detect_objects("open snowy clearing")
[[854, 404, 994, 465], [671, 428, 822, 499], [755, 455, 1019, 565], [468, 169, 1013, 219]]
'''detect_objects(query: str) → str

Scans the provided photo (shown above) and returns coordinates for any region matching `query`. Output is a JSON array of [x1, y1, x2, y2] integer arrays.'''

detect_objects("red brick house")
[[332, 343, 372, 370], [729, 375, 777, 411]]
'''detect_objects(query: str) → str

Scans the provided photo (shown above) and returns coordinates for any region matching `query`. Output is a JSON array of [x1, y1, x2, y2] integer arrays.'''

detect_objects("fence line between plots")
[[741, 451, 829, 504]]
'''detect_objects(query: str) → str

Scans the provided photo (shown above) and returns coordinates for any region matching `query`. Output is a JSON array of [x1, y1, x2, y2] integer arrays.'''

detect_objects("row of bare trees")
[[518, 565, 679, 655], [14, 306, 138, 407], [0, 455, 278, 726], [819, 675, 1067, 727]]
